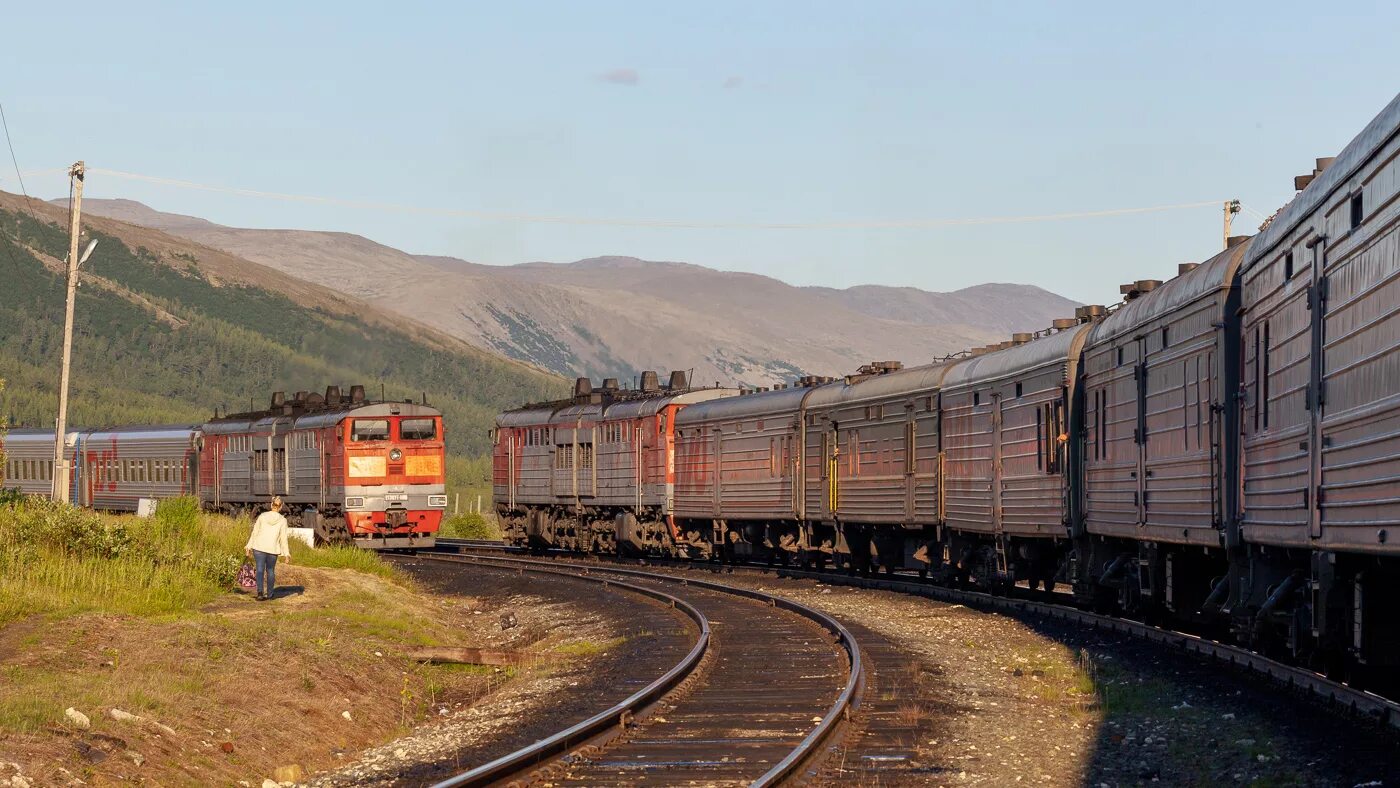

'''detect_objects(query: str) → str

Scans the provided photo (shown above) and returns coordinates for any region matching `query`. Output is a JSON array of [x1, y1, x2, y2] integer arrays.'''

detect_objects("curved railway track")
[[409, 551, 861, 787], [433, 539, 1400, 736]]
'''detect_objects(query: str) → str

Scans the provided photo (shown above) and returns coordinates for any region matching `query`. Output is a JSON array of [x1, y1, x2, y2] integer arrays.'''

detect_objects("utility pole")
[[1223, 199, 1241, 249], [52, 161, 84, 503]]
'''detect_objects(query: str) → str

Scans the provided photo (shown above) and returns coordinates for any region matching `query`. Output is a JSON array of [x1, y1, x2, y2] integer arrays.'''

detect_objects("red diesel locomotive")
[[2, 385, 447, 549]]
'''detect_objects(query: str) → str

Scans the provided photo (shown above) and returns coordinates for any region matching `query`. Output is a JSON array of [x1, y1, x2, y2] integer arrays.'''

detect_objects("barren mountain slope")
[[73, 199, 1082, 386]]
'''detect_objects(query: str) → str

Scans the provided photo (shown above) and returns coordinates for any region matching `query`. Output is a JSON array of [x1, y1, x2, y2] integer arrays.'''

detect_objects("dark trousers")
[[253, 550, 278, 597]]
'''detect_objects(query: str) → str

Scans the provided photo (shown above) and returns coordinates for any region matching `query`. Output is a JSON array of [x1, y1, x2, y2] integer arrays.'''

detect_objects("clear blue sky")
[[3, 1, 1396, 304]]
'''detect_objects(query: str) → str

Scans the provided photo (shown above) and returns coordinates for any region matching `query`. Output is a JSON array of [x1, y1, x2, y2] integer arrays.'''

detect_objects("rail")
[[422, 553, 709, 787], [418, 549, 863, 786], [435, 538, 1400, 733]]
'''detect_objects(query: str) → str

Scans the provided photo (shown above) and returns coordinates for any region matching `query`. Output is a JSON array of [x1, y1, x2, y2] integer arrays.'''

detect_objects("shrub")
[[440, 512, 500, 540]]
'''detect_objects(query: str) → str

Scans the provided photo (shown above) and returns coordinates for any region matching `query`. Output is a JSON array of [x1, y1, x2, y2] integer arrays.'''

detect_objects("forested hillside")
[[0, 200, 567, 500]]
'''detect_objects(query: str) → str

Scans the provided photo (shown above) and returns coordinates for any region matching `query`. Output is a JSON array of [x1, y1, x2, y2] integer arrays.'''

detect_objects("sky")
[[2, 1, 1397, 304]]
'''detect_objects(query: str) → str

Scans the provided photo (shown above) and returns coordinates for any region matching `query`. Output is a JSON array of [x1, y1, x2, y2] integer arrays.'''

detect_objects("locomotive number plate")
[[384, 493, 408, 502]]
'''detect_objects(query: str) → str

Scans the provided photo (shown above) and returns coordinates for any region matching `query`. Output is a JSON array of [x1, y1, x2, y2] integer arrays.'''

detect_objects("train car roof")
[[3, 426, 198, 443], [803, 361, 956, 410], [203, 402, 441, 434], [497, 388, 740, 427], [675, 385, 814, 425], [1248, 92, 1400, 265], [941, 324, 1092, 390], [1088, 240, 1251, 346], [496, 406, 565, 428], [81, 425, 200, 442], [603, 388, 739, 420]]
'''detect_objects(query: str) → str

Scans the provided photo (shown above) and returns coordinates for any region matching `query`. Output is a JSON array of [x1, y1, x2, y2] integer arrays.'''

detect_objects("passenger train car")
[[1, 385, 447, 549], [494, 92, 1400, 682]]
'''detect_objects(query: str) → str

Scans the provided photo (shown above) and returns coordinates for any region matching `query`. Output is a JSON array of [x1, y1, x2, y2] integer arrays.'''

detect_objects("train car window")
[[1350, 193, 1364, 229], [1117, 346, 1125, 367], [352, 419, 390, 441], [1160, 327, 1169, 349], [400, 418, 436, 440], [1015, 382, 1023, 398], [973, 391, 981, 407], [1284, 251, 1294, 279]]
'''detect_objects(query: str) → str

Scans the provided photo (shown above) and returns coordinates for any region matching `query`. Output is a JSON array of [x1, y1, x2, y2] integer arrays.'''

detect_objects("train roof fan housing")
[[1075, 304, 1106, 323], [640, 370, 660, 393], [667, 370, 688, 390], [1120, 280, 1161, 301], [349, 385, 367, 404]]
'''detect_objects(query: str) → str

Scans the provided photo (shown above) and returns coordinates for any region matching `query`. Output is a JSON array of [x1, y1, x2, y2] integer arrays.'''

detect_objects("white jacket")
[[246, 511, 291, 557]]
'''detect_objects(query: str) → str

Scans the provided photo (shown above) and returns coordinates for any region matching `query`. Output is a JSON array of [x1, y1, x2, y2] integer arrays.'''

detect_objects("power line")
[[0, 102, 30, 204], [89, 166, 1223, 231], [0, 101, 38, 271]]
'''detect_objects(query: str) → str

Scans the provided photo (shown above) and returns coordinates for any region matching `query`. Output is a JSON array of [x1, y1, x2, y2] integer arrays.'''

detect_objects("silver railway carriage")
[[2, 426, 200, 509], [1079, 241, 1249, 614], [939, 325, 1091, 589], [674, 385, 812, 557], [1237, 92, 1400, 668], [799, 362, 953, 571]]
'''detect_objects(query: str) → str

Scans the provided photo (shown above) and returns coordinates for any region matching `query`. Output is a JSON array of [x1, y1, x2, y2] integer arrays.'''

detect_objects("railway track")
[[409, 550, 861, 786], [433, 538, 1400, 736]]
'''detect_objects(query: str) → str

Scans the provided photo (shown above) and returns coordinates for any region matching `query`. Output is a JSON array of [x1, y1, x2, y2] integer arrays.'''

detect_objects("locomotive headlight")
[[427, 495, 448, 508], [389, 448, 403, 462]]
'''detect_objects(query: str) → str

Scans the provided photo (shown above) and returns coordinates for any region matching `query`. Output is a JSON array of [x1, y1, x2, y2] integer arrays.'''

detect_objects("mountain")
[[1, 191, 568, 501], [69, 199, 1082, 386]]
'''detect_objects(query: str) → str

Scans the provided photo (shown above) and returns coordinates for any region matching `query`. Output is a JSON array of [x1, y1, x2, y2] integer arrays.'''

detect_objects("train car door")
[[1306, 236, 1328, 540], [824, 425, 839, 519], [578, 425, 596, 498], [712, 426, 723, 518], [1134, 336, 1149, 524], [904, 408, 917, 523], [990, 393, 1004, 533]]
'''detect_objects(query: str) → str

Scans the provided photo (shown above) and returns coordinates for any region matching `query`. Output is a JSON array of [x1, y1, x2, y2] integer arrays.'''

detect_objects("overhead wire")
[[89, 166, 1224, 231], [0, 100, 38, 270]]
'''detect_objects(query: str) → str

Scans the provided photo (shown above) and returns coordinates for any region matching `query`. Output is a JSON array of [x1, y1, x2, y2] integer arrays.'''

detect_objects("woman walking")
[[245, 496, 292, 601]]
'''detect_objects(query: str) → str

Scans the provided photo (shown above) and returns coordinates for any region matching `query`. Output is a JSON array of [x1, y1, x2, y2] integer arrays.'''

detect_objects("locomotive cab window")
[[400, 418, 437, 440], [351, 419, 390, 441]]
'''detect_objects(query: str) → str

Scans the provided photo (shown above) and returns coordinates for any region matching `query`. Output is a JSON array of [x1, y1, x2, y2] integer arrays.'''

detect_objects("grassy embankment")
[[0, 497, 508, 785]]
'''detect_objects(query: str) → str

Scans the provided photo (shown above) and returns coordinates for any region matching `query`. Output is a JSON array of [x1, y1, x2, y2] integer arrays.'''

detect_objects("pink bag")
[[236, 561, 257, 591]]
